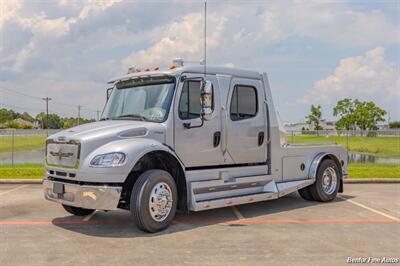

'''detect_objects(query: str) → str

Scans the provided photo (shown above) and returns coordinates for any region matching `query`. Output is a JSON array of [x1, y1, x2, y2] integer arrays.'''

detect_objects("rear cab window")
[[230, 85, 258, 121]]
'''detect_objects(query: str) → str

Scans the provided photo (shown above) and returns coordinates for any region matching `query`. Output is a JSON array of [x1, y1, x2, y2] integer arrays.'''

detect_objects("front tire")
[[62, 204, 95, 216], [130, 170, 177, 233], [309, 159, 340, 202]]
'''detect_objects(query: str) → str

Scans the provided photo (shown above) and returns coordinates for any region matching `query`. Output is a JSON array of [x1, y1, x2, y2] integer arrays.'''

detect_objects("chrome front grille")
[[46, 140, 80, 168]]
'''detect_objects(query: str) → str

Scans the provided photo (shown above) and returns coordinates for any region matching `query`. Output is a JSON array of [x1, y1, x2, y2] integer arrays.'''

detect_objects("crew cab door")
[[173, 74, 222, 167], [225, 78, 266, 164]]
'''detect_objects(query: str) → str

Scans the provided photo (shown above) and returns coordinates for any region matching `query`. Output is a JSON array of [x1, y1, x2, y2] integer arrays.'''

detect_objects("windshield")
[[102, 76, 175, 122]]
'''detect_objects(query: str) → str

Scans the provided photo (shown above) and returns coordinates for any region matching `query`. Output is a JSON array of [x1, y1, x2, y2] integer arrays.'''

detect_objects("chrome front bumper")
[[43, 178, 122, 210]]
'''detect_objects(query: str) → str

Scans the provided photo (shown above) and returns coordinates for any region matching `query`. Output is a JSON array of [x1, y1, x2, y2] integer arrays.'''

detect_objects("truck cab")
[[43, 61, 348, 232]]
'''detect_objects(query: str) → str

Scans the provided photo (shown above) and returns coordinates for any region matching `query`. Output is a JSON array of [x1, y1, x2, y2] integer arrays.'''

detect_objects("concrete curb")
[[1, 178, 399, 184], [343, 178, 400, 184], [0, 179, 43, 184]]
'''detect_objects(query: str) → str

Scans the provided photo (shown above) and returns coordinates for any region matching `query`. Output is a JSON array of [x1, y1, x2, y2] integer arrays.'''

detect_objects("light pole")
[[78, 105, 81, 126], [42, 97, 52, 136]]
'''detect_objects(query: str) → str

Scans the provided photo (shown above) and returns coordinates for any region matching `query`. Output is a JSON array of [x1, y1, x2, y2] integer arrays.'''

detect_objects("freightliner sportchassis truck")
[[43, 60, 348, 232]]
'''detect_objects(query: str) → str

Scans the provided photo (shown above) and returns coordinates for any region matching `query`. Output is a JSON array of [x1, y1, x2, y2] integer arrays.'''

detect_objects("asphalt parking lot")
[[1, 184, 399, 266]]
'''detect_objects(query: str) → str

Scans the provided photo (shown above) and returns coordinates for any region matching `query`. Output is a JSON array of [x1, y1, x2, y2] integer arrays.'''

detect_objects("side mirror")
[[106, 87, 113, 101], [200, 80, 213, 121]]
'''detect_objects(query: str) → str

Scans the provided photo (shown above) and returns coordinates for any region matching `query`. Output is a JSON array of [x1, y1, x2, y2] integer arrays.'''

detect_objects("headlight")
[[90, 152, 126, 167]]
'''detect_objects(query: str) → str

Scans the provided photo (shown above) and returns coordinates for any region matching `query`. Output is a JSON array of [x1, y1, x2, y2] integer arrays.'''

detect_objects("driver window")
[[179, 81, 201, 120]]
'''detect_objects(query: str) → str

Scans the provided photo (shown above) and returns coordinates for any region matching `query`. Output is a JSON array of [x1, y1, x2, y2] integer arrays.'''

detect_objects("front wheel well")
[[119, 151, 187, 212]]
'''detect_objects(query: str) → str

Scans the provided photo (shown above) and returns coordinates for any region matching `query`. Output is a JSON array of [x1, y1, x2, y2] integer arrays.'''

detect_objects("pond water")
[[349, 152, 400, 164]]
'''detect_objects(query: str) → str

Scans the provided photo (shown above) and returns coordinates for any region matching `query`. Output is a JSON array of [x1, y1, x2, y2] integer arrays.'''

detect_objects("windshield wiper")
[[114, 114, 148, 121]]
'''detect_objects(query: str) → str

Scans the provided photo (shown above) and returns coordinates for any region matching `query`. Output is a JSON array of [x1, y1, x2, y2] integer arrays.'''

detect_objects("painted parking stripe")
[[208, 219, 398, 224], [338, 195, 400, 222], [0, 219, 398, 225], [174, 218, 398, 224], [231, 206, 245, 220], [0, 185, 29, 197]]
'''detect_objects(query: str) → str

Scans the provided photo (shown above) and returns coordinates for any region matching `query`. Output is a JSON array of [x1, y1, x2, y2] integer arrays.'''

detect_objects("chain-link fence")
[[0, 129, 399, 167], [0, 129, 60, 166], [287, 129, 400, 164]]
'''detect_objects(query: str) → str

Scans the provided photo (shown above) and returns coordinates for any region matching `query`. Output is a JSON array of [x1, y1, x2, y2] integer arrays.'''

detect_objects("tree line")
[[0, 108, 95, 129], [306, 98, 399, 131]]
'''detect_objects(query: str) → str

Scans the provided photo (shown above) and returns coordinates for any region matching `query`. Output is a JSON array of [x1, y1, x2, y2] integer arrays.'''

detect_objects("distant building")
[[32, 120, 40, 129], [284, 122, 309, 132], [320, 120, 336, 130], [378, 124, 389, 130], [12, 118, 33, 128], [284, 120, 336, 132]]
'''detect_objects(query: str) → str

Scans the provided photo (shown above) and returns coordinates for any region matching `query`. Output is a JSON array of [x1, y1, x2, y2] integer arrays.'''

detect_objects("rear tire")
[[130, 170, 177, 233], [62, 204, 95, 216], [298, 186, 315, 201], [309, 159, 340, 202]]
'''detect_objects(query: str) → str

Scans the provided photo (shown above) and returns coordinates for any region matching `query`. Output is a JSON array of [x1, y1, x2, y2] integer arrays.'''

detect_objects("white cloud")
[[0, 1, 399, 119], [0, 0, 21, 29], [12, 16, 77, 72], [120, 2, 400, 73], [3, 1, 399, 75], [299, 47, 399, 112], [122, 12, 226, 69], [78, 0, 123, 19], [257, 3, 400, 46]]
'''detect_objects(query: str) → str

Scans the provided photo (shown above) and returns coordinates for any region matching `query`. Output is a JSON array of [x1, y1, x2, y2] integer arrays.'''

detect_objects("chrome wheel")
[[321, 167, 338, 195], [149, 182, 173, 222]]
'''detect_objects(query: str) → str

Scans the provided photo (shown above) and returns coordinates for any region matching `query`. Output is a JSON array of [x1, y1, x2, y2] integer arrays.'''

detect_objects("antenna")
[[203, 1, 207, 79]]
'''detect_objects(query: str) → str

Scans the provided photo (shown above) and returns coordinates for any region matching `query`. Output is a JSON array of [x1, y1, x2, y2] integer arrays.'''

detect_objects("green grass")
[[0, 163, 44, 179], [288, 134, 400, 158], [0, 135, 46, 153], [348, 163, 400, 178], [0, 163, 398, 179]]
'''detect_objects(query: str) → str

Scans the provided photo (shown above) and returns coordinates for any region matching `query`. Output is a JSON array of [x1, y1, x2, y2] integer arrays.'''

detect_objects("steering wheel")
[[141, 107, 165, 120]]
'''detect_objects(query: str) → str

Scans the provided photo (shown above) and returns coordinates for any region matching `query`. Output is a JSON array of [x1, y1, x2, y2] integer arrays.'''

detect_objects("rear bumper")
[[43, 178, 122, 210]]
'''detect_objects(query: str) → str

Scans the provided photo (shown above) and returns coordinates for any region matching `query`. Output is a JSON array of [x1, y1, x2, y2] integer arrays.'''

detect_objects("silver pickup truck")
[[43, 61, 348, 232]]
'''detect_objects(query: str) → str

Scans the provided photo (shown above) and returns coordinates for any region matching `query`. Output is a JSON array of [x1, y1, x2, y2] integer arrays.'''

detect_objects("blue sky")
[[0, 0, 399, 122]]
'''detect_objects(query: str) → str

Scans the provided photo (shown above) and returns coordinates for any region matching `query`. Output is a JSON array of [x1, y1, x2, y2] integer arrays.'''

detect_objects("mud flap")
[[339, 179, 343, 193]]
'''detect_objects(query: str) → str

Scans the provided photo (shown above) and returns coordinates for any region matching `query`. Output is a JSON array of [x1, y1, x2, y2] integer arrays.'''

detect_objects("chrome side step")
[[189, 177, 314, 211], [192, 191, 278, 211]]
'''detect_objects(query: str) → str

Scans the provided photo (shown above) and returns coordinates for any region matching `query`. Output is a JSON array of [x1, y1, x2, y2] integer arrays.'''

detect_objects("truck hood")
[[46, 120, 166, 167], [49, 120, 164, 142], [48, 121, 166, 169]]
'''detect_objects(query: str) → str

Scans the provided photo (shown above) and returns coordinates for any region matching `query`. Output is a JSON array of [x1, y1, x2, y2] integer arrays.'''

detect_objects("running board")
[[189, 178, 314, 211]]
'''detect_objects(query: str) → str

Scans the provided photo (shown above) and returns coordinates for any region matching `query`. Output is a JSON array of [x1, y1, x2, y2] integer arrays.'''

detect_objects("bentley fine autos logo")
[[347, 257, 400, 264]]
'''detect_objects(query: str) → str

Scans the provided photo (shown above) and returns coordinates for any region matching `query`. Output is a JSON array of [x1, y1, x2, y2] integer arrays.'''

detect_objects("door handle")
[[213, 131, 221, 147], [258, 131, 265, 146]]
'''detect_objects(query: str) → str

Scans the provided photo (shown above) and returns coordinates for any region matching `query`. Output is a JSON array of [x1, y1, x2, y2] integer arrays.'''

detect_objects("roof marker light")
[[127, 65, 136, 74], [172, 58, 184, 67]]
